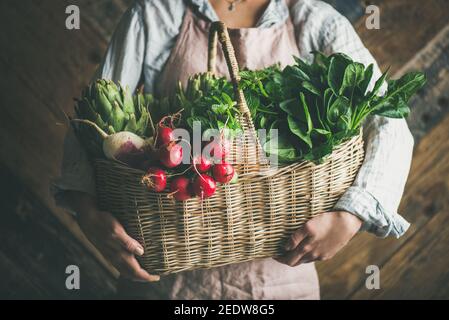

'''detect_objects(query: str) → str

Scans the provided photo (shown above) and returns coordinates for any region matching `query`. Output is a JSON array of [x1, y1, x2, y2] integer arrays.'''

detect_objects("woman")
[[54, 0, 413, 299]]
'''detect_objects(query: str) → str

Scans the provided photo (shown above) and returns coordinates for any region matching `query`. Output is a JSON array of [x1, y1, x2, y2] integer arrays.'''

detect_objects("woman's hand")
[[276, 211, 362, 266], [64, 191, 160, 282]]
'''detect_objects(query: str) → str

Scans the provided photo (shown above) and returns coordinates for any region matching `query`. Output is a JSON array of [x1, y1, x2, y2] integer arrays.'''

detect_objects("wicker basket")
[[94, 22, 365, 275]]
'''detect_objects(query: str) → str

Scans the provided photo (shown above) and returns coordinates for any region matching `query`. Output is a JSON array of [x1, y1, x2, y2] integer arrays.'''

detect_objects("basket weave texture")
[[94, 22, 365, 275]]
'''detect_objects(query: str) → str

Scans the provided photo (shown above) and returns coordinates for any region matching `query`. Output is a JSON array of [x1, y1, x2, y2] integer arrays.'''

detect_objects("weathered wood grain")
[[317, 30, 449, 297], [0, 251, 51, 299], [318, 1, 449, 299], [0, 165, 117, 299], [1, 0, 449, 299], [354, 0, 449, 73], [354, 210, 449, 299], [349, 114, 449, 299], [317, 13, 449, 299], [0, 0, 128, 277], [318, 117, 449, 298], [396, 24, 449, 142]]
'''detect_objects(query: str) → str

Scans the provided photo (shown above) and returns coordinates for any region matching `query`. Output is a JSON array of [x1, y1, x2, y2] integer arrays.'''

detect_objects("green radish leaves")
[[177, 73, 241, 132]]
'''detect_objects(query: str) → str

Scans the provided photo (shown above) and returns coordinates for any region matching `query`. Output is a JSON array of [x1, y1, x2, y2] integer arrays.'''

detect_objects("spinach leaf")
[[284, 64, 311, 82], [312, 51, 331, 70], [340, 62, 365, 97], [299, 92, 314, 133], [288, 115, 312, 148], [279, 98, 298, 117], [375, 96, 411, 118], [328, 53, 353, 95], [385, 72, 426, 102], [371, 72, 426, 117], [358, 63, 374, 95], [368, 68, 389, 98], [263, 130, 299, 162], [327, 96, 350, 126], [302, 81, 321, 96], [303, 141, 333, 163]]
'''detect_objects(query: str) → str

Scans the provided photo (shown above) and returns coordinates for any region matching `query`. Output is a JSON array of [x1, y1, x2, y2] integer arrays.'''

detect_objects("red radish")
[[159, 142, 183, 168], [72, 119, 150, 165], [170, 176, 193, 201], [193, 174, 216, 199], [204, 138, 231, 162], [212, 163, 235, 184], [142, 167, 167, 192], [155, 125, 174, 147], [193, 155, 212, 173]]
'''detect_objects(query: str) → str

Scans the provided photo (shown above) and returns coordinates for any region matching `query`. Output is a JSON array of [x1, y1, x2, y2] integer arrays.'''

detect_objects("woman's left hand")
[[276, 211, 362, 266]]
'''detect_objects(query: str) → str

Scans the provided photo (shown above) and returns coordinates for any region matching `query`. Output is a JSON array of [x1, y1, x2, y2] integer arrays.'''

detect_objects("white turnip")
[[72, 119, 151, 166]]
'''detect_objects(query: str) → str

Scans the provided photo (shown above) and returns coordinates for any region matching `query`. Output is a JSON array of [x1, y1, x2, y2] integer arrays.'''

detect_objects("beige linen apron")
[[118, 1, 320, 300]]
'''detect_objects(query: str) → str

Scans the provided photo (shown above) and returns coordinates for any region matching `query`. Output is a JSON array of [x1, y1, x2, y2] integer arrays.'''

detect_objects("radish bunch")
[[141, 122, 183, 193], [142, 133, 236, 201]]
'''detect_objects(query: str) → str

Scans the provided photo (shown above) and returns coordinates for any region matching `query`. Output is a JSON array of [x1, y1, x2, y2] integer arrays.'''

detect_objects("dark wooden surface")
[[0, 0, 448, 299], [316, 0, 449, 299], [0, 165, 116, 299]]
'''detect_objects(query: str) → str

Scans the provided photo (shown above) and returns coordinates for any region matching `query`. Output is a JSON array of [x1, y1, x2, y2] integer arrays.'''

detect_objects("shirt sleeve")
[[93, 0, 146, 89], [52, 1, 147, 209], [319, 9, 413, 238]]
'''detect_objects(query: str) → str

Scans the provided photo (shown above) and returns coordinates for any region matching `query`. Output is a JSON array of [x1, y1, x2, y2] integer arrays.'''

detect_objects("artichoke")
[[74, 79, 155, 157]]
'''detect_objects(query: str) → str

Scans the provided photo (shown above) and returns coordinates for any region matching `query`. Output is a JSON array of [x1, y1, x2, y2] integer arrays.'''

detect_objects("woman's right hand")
[[64, 191, 160, 282]]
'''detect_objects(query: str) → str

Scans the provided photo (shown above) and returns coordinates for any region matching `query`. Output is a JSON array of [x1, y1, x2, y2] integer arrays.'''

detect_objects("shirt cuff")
[[333, 186, 410, 238]]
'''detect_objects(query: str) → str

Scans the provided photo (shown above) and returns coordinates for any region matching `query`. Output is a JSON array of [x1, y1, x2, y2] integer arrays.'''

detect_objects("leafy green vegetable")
[[328, 53, 353, 94], [176, 73, 241, 133], [263, 130, 299, 163], [238, 52, 426, 163], [173, 52, 426, 164]]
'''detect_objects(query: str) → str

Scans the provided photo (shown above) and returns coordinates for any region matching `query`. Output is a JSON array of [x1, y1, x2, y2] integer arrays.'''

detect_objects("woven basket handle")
[[207, 22, 268, 169], [207, 22, 251, 116]]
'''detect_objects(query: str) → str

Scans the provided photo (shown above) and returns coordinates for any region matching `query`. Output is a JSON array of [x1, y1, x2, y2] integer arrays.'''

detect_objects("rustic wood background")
[[0, 0, 448, 299]]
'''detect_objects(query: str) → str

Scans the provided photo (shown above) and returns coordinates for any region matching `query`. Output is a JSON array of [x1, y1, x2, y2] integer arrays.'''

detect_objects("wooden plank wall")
[[316, 0, 449, 299], [0, 0, 131, 297], [0, 165, 116, 299], [0, 0, 448, 299]]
